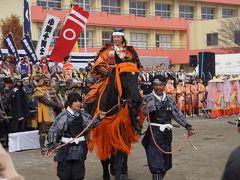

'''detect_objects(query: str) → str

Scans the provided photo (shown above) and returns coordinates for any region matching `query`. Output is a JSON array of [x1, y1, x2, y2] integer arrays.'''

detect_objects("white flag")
[[35, 14, 60, 60]]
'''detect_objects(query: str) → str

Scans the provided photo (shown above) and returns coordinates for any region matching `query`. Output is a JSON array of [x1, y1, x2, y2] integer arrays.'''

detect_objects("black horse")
[[86, 61, 143, 180]]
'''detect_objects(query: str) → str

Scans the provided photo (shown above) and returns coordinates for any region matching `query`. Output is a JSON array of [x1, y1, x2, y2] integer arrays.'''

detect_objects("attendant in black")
[[47, 92, 102, 180], [142, 75, 195, 180]]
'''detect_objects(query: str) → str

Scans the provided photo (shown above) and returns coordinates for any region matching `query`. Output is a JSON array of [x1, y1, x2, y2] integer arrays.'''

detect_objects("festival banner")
[[35, 14, 60, 59], [24, 0, 31, 37], [3, 33, 20, 62], [21, 34, 38, 64], [49, 5, 89, 62]]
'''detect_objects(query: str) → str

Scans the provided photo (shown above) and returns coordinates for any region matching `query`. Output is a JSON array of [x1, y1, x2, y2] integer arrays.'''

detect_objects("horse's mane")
[[99, 68, 118, 116]]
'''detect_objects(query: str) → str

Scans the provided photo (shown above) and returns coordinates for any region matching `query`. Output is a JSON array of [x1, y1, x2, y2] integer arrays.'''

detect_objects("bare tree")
[[0, 15, 23, 49], [218, 17, 240, 53]]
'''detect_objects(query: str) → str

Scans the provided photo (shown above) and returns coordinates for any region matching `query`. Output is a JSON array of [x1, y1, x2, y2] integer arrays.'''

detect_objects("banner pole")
[[83, 0, 87, 53]]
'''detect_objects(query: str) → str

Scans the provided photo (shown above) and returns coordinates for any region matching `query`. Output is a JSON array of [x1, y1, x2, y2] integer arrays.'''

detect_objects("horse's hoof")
[[120, 174, 128, 180]]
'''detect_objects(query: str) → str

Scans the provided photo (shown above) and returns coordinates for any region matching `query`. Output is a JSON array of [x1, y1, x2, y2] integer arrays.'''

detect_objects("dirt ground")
[[10, 115, 240, 180]]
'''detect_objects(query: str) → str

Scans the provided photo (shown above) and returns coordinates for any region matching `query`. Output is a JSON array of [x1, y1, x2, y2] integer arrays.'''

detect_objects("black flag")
[[3, 33, 20, 62], [21, 34, 38, 64]]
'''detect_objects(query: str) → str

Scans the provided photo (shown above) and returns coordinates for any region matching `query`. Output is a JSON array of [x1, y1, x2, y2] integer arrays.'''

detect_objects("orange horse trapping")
[[88, 62, 145, 160]]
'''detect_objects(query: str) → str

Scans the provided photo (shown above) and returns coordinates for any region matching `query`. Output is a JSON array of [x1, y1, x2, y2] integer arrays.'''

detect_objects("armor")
[[142, 92, 191, 175], [48, 108, 100, 162]]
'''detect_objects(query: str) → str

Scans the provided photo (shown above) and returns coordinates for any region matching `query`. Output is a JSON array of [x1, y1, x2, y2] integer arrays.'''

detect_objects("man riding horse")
[[85, 28, 144, 180]]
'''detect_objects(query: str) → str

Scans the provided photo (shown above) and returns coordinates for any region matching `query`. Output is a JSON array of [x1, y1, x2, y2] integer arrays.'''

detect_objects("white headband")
[[112, 32, 124, 36]]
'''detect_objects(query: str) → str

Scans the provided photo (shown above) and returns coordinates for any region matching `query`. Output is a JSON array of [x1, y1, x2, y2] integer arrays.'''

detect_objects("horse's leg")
[[114, 151, 128, 180], [110, 154, 115, 176], [122, 153, 128, 175], [101, 158, 110, 180]]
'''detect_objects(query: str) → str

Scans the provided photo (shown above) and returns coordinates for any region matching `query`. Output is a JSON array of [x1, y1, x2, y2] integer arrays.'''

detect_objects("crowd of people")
[[0, 54, 93, 148], [0, 52, 240, 143]]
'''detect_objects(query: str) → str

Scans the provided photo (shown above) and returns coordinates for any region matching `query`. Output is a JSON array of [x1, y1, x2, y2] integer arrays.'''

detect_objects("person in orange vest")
[[63, 55, 75, 80], [197, 78, 206, 116], [176, 80, 186, 114], [165, 78, 176, 101], [185, 81, 193, 117], [190, 79, 198, 116]]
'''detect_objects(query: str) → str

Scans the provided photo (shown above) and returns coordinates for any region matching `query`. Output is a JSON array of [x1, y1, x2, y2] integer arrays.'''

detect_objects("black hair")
[[64, 92, 82, 109], [151, 75, 166, 84]]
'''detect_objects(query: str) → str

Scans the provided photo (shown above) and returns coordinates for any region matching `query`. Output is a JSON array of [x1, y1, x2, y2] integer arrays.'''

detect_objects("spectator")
[[39, 56, 50, 74], [8, 78, 29, 132], [85, 60, 92, 72], [63, 55, 74, 79], [18, 56, 31, 78]]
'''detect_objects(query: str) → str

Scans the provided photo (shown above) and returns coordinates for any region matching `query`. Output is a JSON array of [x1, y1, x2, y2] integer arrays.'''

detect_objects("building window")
[[222, 8, 236, 18], [207, 33, 218, 46], [102, 31, 111, 45], [234, 31, 240, 45], [155, 3, 171, 18], [78, 31, 93, 48], [202, 7, 214, 20], [73, 0, 91, 11], [156, 34, 172, 49], [101, 0, 121, 14], [37, 0, 61, 10], [130, 33, 148, 48], [179, 5, 194, 19], [129, 1, 146, 17]]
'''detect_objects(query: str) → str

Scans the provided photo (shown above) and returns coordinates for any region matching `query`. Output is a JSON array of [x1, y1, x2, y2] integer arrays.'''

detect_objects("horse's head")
[[99, 61, 142, 118]]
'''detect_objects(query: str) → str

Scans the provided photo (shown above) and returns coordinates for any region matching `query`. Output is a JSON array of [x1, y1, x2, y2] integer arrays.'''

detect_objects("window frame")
[[155, 3, 171, 18], [201, 7, 215, 20], [129, 1, 147, 17], [222, 8, 236, 18], [78, 30, 93, 48], [73, 0, 91, 11], [37, 0, 61, 10], [179, 5, 194, 20], [102, 31, 112, 45], [130, 33, 148, 48], [207, 32, 218, 46], [101, 0, 121, 14], [155, 34, 172, 49]]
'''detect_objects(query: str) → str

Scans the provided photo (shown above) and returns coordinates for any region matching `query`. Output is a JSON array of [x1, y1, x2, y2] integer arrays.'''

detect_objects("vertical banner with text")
[[3, 33, 20, 63], [35, 14, 60, 60], [21, 34, 38, 64]]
